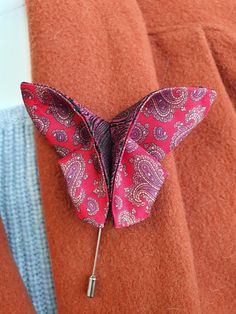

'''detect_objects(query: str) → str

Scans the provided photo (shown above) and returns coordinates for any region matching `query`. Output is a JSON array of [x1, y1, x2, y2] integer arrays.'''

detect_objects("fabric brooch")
[[21, 82, 217, 297]]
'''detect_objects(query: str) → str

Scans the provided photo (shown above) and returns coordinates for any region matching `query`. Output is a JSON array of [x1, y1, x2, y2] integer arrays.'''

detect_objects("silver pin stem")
[[87, 226, 102, 298]]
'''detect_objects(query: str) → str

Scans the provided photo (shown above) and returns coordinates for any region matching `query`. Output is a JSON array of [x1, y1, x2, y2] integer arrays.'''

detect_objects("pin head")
[[87, 275, 96, 298]]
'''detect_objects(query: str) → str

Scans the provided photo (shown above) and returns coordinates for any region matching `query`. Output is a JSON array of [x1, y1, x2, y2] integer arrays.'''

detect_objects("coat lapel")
[[25, 0, 236, 313]]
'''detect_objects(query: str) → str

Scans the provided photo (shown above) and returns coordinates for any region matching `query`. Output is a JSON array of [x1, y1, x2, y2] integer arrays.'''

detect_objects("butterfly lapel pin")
[[21, 82, 217, 297]]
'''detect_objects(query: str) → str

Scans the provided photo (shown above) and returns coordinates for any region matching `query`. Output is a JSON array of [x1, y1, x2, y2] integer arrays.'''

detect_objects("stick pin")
[[87, 226, 102, 298]]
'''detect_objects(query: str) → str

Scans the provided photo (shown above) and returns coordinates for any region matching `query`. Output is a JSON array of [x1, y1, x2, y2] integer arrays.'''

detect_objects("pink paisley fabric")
[[21, 82, 217, 228]]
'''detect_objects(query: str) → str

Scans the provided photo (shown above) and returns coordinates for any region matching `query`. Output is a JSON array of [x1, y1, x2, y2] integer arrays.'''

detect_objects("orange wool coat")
[[1, 1, 236, 313]]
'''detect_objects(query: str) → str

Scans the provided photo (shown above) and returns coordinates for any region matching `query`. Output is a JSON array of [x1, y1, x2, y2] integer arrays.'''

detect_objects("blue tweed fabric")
[[0, 105, 57, 314]]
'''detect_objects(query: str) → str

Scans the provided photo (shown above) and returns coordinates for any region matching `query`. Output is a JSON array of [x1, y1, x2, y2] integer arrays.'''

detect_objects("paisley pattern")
[[21, 88, 34, 100], [89, 153, 102, 173], [73, 122, 92, 149], [118, 209, 144, 227], [26, 105, 50, 135], [125, 139, 138, 153], [46, 93, 75, 127], [190, 87, 207, 101], [36, 85, 54, 104], [170, 105, 206, 150], [54, 145, 70, 157], [130, 122, 149, 143], [21, 82, 217, 228], [74, 105, 111, 183], [111, 100, 141, 123], [115, 164, 128, 188], [52, 129, 68, 142], [86, 197, 99, 215], [125, 155, 165, 207], [110, 101, 143, 178], [144, 143, 166, 161], [93, 178, 107, 198], [210, 90, 217, 105], [60, 153, 87, 208], [153, 126, 168, 141], [114, 195, 123, 210], [142, 87, 188, 122]]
